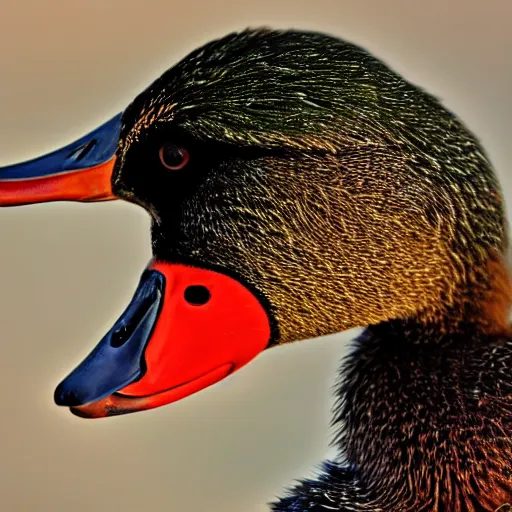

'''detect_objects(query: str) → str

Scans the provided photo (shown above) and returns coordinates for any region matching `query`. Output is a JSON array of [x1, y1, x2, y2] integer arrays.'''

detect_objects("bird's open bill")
[[54, 261, 271, 418], [0, 114, 122, 206]]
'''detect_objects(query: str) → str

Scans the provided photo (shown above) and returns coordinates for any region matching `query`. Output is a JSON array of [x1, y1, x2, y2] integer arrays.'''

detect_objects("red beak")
[[54, 262, 272, 418], [0, 114, 121, 206]]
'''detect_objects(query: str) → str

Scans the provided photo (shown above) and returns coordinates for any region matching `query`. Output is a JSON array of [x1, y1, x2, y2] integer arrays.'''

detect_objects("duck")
[[1, 28, 511, 511]]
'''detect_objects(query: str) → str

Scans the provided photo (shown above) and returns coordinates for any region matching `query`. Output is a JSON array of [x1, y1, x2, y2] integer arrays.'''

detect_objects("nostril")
[[109, 289, 160, 348], [66, 140, 97, 163], [110, 325, 131, 348]]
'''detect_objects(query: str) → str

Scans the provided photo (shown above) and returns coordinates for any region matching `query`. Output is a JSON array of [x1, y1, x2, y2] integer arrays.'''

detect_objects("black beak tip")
[[52, 269, 165, 410], [54, 381, 84, 407]]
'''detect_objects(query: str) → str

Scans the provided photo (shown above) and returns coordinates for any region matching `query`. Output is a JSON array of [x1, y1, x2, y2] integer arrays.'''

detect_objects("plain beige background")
[[0, 1, 510, 511]]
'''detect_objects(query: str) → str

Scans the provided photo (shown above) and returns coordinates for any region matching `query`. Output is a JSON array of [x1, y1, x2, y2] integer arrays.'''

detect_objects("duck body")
[[1, 29, 511, 511]]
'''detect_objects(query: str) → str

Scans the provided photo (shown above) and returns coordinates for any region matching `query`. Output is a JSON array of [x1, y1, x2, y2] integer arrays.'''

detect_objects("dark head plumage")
[[113, 28, 508, 342]]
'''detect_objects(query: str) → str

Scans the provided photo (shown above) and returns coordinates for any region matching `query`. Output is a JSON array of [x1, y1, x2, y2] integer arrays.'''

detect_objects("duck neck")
[[415, 251, 512, 341], [334, 255, 512, 509]]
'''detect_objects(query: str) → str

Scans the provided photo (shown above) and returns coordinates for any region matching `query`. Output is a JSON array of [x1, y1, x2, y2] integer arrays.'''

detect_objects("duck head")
[[1, 29, 507, 418]]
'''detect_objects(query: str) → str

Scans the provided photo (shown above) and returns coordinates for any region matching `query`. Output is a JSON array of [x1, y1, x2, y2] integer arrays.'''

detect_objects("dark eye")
[[184, 285, 211, 306], [159, 143, 189, 170]]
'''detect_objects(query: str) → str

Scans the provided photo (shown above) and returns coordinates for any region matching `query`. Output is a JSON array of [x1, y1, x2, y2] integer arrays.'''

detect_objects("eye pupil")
[[159, 143, 189, 170], [184, 285, 211, 305]]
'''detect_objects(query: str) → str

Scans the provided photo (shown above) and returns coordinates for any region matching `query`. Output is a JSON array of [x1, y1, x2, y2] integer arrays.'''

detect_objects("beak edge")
[[0, 157, 117, 206]]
